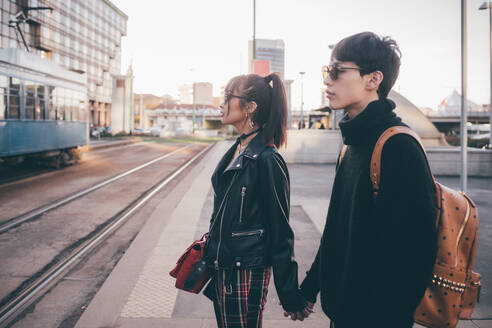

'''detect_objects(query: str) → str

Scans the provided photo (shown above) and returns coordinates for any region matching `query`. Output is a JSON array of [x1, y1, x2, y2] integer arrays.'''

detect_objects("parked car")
[[133, 128, 151, 136], [150, 127, 162, 137]]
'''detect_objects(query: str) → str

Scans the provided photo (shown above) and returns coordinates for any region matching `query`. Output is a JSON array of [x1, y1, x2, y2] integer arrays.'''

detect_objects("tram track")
[[0, 142, 145, 188], [0, 144, 193, 234], [0, 143, 214, 328], [0, 167, 56, 186]]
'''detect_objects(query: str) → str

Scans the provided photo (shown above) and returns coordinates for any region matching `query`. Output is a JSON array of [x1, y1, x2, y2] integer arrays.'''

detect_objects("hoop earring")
[[249, 118, 255, 129]]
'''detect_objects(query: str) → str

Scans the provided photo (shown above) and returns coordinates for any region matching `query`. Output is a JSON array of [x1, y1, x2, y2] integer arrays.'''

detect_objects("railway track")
[[0, 142, 144, 186], [0, 144, 192, 234], [0, 143, 213, 327]]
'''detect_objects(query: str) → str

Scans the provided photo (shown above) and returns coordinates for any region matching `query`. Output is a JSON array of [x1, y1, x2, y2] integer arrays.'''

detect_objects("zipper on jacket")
[[239, 186, 246, 223], [214, 172, 237, 270], [454, 201, 470, 267], [231, 229, 264, 238]]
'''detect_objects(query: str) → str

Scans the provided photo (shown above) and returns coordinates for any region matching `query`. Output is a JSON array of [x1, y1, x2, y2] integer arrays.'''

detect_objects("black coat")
[[300, 99, 437, 328], [204, 132, 306, 312]]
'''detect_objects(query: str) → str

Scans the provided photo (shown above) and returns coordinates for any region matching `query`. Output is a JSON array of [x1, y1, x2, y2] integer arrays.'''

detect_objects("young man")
[[298, 32, 438, 327]]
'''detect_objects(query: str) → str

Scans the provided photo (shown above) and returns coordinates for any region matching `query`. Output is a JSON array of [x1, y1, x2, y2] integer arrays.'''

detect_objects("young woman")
[[203, 73, 311, 327]]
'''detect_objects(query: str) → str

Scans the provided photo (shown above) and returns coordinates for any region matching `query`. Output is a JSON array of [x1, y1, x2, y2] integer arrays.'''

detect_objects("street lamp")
[[479, 1, 492, 148], [189, 67, 196, 135], [192, 82, 196, 134], [299, 72, 305, 129], [461, 0, 468, 192]]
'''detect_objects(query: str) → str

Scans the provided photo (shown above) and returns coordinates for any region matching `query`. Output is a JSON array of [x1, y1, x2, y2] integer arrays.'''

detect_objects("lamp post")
[[461, 0, 468, 192], [192, 82, 196, 134], [479, 1, 492, 148], [189, 67, 196, 135], [253, 0, 256, 61], [299, 71, 305, 129]]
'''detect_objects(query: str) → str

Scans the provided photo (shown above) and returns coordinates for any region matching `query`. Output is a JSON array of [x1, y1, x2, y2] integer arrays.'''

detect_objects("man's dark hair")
[[332, 32, 401, 99]]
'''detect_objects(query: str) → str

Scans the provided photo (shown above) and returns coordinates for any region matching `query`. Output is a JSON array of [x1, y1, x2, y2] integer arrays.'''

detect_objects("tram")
[[0, 48, 88, 167]]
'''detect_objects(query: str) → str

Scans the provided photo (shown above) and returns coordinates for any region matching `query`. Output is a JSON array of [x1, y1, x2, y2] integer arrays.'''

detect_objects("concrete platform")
[[75, 141, 492, 328]]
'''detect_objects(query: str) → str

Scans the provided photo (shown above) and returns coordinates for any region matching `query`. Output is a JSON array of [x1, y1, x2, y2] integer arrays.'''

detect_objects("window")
[[25, 81, 36, 120], [0, 75, 7, 119], [48, 86, 56, 120], [37, 85, 45, 120], [8, 77, 20, 119]]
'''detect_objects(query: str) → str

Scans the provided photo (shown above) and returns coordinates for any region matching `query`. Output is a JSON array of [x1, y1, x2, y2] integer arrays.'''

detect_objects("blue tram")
[[0, 49, 88, 167]]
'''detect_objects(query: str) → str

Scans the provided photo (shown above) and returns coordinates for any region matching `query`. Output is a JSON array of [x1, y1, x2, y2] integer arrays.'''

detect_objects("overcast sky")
[[112, 0, 489, 110]]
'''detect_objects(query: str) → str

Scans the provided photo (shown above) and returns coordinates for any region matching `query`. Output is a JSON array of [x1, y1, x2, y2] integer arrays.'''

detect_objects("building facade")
[[194, 82, 213, 106], [248, 39, 285, 79], [111, 64, 133, 134], [0, 0, 127, 127], [178, 82, 213, 106]]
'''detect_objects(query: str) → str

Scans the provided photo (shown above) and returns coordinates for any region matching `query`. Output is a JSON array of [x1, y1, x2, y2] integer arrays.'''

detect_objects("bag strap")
[[370, 126, 436, 198]]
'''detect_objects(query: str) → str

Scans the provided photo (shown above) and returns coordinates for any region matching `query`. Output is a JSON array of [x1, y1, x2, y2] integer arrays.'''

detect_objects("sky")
[[112, 0, 490, 111]]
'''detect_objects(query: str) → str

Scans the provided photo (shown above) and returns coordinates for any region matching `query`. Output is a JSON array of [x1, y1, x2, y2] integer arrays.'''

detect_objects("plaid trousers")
[[212, 267, 271, 328]]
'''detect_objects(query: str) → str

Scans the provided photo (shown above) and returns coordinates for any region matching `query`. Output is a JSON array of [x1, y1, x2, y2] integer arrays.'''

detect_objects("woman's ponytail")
[[228, 72, 288, 148], [260, 73, 287, 148]]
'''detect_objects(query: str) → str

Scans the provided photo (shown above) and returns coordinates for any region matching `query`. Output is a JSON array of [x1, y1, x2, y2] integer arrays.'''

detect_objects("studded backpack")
[[340, 126, 481, 328]]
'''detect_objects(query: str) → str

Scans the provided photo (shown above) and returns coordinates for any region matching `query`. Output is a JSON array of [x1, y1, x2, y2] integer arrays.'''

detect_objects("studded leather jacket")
[[204, 132, 306, 312]]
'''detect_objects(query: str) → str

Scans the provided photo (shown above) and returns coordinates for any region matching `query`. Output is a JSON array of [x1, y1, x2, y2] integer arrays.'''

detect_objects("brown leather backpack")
[[340, 126, 481, 328]]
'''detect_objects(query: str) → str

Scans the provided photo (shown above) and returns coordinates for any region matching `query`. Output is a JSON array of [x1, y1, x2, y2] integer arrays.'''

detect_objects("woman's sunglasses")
[[322, 64, 364, 81], [223, 93, 248, 105]]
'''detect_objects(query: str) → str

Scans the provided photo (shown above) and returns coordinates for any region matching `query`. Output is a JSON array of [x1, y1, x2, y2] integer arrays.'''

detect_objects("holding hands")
[[283, 301, 314, 321]]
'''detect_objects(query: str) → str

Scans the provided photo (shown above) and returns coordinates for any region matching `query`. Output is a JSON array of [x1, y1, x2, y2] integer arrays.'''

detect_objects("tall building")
[[179, 82, 213, 106], [0, 0, 128, 127], [178, 84, 192, 104], [248, 39, 285, 79], [194, 82, 213, 106]]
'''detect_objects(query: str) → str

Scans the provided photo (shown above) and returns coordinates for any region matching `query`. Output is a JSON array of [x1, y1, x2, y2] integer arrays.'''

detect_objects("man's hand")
[[283, 301, 314, 321]]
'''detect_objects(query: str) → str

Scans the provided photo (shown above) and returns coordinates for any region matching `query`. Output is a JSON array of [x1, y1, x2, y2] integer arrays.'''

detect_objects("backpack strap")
[[370, 126, 436, 198]]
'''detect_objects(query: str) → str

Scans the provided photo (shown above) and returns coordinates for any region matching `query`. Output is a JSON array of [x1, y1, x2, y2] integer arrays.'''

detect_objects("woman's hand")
[[283, 301, 314, 321]]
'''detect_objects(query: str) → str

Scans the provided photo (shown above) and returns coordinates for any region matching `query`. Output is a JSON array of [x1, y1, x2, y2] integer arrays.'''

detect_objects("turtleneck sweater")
[[300, 99, 437, 328]]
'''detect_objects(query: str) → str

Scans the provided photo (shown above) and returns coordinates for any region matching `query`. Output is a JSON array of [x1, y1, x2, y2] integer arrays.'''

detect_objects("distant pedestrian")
[[299, 32, 437, 328], [202, 73, 312, 327]]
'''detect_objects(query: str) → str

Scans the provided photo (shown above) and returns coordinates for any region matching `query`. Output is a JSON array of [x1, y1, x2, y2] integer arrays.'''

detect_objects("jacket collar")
[[214, 131, 269, 174], [223, 131, 269, 173], [241, 130, 270, 160], [211, 131, 272, 193], [338, 98, 400, 146]]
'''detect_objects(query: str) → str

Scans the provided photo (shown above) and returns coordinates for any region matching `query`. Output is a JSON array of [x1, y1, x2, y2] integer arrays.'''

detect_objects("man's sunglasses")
[[322, 64, 364, 81]]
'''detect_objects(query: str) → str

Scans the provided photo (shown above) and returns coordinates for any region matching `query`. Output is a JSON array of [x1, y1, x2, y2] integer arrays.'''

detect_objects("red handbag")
[[169, 233, 211, 293]]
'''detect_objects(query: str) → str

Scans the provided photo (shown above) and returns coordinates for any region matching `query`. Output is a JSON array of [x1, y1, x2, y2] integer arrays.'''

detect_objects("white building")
[[111, 66, 133, 134], [178, 82, 213, 106]]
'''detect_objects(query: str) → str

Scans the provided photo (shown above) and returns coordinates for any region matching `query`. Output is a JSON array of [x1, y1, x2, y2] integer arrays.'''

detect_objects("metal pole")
[[140, 95, 144, 129], [253, 0, 256, 61], [461, 0, 468, 192], [192, 82, 196, 134], [123, 80, 126, 134], [489, 3, 492, 147], [300, 72, 305, 129]]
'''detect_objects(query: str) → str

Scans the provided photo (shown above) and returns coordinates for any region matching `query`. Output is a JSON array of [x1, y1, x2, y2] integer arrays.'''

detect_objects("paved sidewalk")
[[75, 142, 492, 328]]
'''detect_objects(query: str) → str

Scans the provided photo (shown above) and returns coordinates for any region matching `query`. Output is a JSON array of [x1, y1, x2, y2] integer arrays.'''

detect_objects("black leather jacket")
[[204, 132, 306, 312]]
